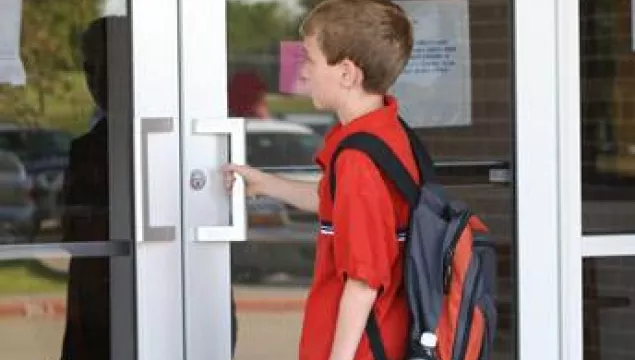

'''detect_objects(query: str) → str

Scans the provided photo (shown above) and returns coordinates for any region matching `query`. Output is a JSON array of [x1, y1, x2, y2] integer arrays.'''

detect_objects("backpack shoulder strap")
[[398, 116, 436, 183], [329, 132, 419, 208]]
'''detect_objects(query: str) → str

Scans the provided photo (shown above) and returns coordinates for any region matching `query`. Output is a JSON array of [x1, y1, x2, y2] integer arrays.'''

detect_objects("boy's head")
[[299, 0, 413, 111]]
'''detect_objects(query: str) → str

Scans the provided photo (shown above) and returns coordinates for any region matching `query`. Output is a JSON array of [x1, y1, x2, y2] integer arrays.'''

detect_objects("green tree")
[[0, 0, 98, 127], [227, 0, 297, 55]]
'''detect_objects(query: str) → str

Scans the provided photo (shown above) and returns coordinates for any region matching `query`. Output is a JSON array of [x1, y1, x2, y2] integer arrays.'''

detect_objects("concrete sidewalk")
[[0, 286, 307, 360]]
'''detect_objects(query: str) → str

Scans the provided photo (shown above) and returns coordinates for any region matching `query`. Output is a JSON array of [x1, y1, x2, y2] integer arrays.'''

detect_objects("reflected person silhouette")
[[60, 16, 126, 360], [228, 71, 272, 119]]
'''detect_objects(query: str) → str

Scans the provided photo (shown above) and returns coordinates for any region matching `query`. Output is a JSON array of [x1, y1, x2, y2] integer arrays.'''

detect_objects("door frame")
[[179, 0, 244, 359], [556, 0, 583, 359], [131, 0, 184, 359], [132, 0, 244, 358], [515, 0, 563, 359]]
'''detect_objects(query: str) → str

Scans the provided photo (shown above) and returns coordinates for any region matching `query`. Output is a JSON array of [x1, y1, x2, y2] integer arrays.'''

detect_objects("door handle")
[[141, 117, 178, 242], [188, 118, 247, 242]]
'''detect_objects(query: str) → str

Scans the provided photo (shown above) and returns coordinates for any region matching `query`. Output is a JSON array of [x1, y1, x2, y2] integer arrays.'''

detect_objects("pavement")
[[0, 306, 305, 360], [0, 285, 308, 360]]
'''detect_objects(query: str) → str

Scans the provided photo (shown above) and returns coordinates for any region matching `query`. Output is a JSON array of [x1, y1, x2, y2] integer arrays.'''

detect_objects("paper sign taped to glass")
[[0, 0, 26, 86], [279, 41, 309, 95], [391, 0, 471, 128]]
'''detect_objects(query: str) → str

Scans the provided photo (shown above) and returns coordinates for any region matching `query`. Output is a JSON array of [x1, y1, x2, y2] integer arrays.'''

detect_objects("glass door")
[[189, 0, 587, 359], [0, 0, 184, 359], [194, 0, 561, 359], [558, 0, 635, 359]]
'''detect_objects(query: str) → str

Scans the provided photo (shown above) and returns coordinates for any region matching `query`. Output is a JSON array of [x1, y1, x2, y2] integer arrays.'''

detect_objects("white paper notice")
[[101, 0, 128, 16], [0, 0, 26, 86], [391, 0, 471, 128]]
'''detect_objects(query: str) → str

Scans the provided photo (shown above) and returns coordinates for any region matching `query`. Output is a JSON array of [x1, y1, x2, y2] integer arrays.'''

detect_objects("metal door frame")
[[132, 0, 184, 359]]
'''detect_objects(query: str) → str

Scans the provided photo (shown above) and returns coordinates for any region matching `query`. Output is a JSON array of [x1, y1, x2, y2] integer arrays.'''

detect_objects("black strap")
[[328, 121, 436, 360], [398, 116, 436, 183], [329, 132, 419, 208], [366, 312, 389, 360], [329, 133, 415, 360]]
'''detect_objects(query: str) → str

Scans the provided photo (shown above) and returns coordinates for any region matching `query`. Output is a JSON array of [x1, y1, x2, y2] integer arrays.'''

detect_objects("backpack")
[[329, 119, 497, 360]]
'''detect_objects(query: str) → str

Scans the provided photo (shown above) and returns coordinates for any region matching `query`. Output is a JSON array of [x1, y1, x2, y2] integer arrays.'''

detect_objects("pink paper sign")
[[279, 41, 308, 95]]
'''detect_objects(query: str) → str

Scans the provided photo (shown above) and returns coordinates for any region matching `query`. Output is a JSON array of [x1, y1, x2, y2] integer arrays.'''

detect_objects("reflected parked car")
[[0, 150, 37, 244], [0, 125, 73, 238], [284, 112, 336, 136], [232, 119, 323, 283]]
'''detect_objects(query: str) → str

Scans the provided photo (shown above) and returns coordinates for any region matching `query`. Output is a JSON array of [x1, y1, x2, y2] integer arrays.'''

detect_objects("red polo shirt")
[[299, 96, 419, 360]]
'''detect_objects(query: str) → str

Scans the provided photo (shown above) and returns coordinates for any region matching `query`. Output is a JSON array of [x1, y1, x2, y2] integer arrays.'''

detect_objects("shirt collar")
[[315, 95, 399, 169]]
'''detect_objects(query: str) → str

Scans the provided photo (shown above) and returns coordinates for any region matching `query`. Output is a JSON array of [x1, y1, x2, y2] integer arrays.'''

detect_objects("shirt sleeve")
[[331, 149, 399, 290]]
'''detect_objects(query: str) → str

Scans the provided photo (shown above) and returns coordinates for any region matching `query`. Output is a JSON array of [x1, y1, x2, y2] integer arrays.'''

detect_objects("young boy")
[[225, 1, 417, 359]]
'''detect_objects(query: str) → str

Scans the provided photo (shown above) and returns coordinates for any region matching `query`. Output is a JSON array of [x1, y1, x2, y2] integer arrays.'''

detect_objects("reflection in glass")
[[0, 2, 132, 245], [584, 257, 635, 360], [247, 130, 322, 168], [0, 1, 133, 359], [580, 0, 635, 234], [0, 256, 113, 360]]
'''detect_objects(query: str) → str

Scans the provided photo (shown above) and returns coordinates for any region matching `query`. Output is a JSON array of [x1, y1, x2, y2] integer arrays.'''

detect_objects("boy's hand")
[[222, 163, 270, 198], [223, 163, 320, 213]]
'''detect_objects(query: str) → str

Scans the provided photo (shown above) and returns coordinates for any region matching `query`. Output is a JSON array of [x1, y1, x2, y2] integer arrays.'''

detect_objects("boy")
[[225, 1, 417, 359]]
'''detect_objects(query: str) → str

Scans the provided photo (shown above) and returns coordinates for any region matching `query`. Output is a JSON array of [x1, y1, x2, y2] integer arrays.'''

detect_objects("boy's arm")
[[223, 164, 319, 213], [259, 174, 319, 213], [329, 278, 378, 360]]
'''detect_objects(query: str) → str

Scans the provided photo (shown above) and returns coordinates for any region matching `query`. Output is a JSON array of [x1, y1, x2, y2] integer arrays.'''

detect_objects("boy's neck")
[[336, 94, 385, 125]]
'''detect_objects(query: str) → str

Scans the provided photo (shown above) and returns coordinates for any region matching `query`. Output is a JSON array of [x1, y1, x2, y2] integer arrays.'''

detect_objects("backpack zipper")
[[477, 295, 496, 360], [453, 255, 482, 360], [443, 210, 471, 294]]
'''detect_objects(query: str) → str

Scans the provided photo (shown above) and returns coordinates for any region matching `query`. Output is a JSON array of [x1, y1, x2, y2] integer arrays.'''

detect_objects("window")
[[580, 0, 635, 234]]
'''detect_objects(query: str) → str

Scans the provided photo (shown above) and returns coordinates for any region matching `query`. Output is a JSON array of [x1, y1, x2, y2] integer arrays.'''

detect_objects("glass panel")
[[415, 1, 515, 357], [580, 0, 635, 234], [227, 1, 516, 359], [0, 1, 132, 244], [0, 255, 134, 360], [0, 1, 135, 360], [583, 257, 635, 360]]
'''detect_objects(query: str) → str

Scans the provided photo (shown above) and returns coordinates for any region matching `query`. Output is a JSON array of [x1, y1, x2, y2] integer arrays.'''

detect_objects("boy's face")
[[300, 35, 344, 111]]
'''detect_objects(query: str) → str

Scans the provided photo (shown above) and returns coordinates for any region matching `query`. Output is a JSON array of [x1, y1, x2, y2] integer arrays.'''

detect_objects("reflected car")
[[232, 119, 323, 283], [0, 150, 36, 244], [0, 126, 73, 238], [284, 112, 336, 136]]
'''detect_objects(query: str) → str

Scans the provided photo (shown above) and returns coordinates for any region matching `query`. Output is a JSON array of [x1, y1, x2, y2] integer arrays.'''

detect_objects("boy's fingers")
[[222, 163, 248, 177], [221, 164, 237, 190], [223, 174, 235, 188], [221, 163, 235, 173]]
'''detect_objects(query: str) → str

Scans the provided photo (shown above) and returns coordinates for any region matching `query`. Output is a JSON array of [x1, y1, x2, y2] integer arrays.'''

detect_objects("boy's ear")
[[339, 58, 364, 90]]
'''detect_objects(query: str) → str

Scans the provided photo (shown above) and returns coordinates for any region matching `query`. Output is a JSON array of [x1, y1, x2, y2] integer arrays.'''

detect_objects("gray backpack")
[[329, 119, 497, 360]]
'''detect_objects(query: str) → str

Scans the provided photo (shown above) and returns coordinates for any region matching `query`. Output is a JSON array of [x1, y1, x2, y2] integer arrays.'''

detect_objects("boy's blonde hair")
[[300, 0, 413, 94]]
